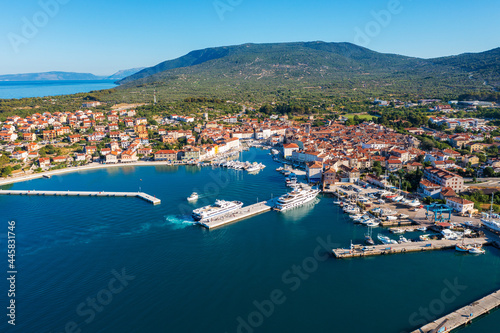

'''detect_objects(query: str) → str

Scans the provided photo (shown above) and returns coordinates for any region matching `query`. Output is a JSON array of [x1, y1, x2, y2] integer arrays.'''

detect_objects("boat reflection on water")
[[277, 197, 320, 222]]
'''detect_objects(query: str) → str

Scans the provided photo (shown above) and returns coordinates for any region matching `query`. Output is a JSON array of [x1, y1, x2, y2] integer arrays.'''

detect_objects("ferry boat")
[[187, 192, 199, 202], [192, 200, 243, 221], [275, 185, 320, 211]]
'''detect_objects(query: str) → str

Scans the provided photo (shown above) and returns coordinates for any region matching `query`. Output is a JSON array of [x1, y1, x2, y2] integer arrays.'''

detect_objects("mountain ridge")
[[113, 42, 500, 101], [0, 68, 145, 82]]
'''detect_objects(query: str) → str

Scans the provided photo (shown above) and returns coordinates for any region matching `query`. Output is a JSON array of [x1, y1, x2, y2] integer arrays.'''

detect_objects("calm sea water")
[[0, 80, 118, 99], [0, 148, 499, 333]]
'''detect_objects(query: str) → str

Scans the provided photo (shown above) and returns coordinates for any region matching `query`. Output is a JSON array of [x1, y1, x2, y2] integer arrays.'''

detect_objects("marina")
[[332, 237, 489, 259], [1, 147, 500, 333], [0, 189, 161, 205], [412, 288, 500, 333]]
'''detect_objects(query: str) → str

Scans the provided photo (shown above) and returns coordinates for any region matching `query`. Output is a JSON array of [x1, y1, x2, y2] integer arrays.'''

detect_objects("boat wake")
[[165, 215, 197, 229]]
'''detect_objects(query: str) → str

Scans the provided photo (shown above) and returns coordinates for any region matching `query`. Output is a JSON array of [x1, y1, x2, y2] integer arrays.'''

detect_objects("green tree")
[[484, 167, 495, 177]]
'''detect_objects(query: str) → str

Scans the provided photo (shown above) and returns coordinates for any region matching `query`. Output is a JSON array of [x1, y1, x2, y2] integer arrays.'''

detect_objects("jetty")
[[332, 238, 488, 259], [198, 198, 276, 229], [412, 288, 500, 333], [0, 189, 161, 205]]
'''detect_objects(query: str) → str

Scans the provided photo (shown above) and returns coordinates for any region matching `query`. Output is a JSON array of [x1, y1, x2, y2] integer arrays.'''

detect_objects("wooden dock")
[[0, 189, 161, 205], [412, 288, 500, 333], [198, 199, 276, 229], [332, 238, 488, 259]]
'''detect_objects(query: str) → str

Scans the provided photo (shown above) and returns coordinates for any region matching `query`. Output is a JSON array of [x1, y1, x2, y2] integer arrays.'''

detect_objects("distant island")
[[0, 68, 144, 82]]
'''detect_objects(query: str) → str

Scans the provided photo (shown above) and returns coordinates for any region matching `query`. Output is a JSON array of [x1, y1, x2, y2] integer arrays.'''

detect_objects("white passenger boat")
[[192, 200, 243, 221], [187, 192, 199, 202], [274, 185, 319, 211]]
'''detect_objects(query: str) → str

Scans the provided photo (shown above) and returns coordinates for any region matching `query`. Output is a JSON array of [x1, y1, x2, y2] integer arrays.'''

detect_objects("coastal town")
[[1, 99, 500, 214]]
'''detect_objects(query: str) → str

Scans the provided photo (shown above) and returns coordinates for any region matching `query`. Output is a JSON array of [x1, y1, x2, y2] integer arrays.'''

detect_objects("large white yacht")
[[275, 185, 319, 211], [192, 200, 243, 221], [481, 216, 500, 233], [480, 194, 500, 233]]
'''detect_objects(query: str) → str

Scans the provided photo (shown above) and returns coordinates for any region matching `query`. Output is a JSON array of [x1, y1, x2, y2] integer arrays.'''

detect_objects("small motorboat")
[[398, 236, 410, 243], [416, 227, 427, 232], [366, 221, 380, 228], [419, 234, 431, 241], [187, 192, 199, 202], [468, 245, 485, 254]]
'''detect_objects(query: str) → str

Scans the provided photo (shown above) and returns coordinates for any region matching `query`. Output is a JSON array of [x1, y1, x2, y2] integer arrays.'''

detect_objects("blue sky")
[[0, 0, 499, 75]]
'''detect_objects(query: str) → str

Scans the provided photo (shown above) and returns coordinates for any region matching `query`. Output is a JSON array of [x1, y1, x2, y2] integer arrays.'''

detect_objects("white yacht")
[[187, 192, 199, 202], [192, 200, 243, 221], [481, 218, 500, 233], [480, 195, 500, 233], [441, 229, 460, 240], [406, 199, 421, 207], [398, 236, 410, 243], [377, 234, 397, 245], [343, 205, 361, 215], [246, 163, 261, 172], [275, 185, 320, 211], [366, 221, 380, 228]]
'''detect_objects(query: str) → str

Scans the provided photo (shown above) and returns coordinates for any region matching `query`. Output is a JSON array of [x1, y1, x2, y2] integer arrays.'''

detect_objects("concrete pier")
[[332, 238, 489, 259], [412, 288, 500, 333], [0, 189, 161, 205], [198, 198, 276, 229]]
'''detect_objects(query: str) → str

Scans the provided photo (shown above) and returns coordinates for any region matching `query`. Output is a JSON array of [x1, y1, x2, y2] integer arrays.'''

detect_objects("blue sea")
[[0, 80, 118, 99], [0, 148, 499, 332]]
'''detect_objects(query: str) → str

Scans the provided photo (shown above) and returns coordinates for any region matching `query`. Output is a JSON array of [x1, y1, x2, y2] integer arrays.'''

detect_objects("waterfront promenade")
[[0, 189, 161, 205], [198, 198, 277, 229], [0, 147, 246, 187]]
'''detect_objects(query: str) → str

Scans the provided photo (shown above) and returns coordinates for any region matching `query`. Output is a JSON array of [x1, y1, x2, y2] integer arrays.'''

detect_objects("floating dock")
[[332, 238, 488, 259], [0, 189, 161, 205], [198, 198, 276, 229], [412, 288, 500, 333]]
